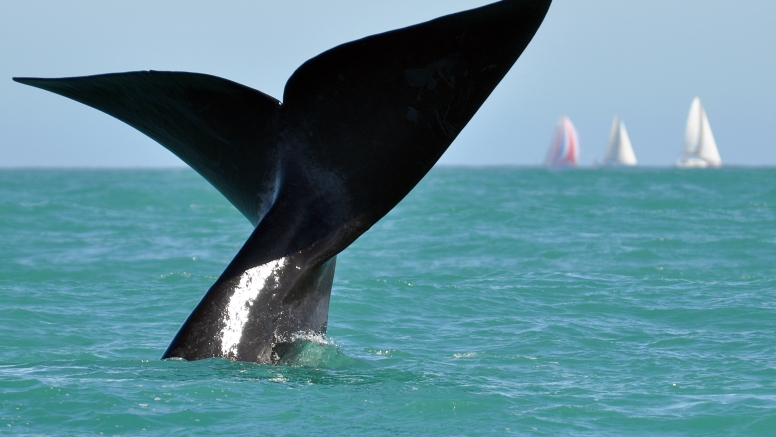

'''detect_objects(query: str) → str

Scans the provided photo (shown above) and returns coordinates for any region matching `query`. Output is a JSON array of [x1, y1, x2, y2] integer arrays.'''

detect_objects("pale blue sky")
[[1, 0, 775, 167]]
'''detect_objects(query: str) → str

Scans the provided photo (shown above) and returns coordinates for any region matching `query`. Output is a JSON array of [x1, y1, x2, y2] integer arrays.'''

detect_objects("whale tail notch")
[[13, 0, 551, 363]]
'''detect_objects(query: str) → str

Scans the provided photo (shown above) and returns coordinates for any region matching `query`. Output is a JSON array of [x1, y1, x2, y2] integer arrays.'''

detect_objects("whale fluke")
[[14, 72, 281, 226], [14, 0, 551, 363]]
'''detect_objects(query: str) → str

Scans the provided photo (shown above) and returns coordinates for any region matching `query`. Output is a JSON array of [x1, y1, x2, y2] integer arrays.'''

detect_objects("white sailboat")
[[677, 97, 722, 168], [603, 114, 637, 166], [545, 116, 579, 167]]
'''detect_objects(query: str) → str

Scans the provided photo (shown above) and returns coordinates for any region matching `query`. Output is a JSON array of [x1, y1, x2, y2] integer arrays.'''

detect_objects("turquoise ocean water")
[[1, 167, 775, 436]]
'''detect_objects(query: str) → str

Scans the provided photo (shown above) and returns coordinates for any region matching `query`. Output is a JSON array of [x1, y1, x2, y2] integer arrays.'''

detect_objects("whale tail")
[[13, 0, 551, 363]]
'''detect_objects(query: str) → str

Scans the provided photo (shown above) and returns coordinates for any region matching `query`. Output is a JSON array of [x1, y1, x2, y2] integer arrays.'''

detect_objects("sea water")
[[0, 167, 775, 436]]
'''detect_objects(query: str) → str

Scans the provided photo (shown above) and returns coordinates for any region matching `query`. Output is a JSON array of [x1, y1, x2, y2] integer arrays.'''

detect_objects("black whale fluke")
[[13, 0, 551, 363]]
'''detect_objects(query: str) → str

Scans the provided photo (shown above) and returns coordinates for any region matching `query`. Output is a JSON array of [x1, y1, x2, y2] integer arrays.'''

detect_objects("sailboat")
[[677, 97, 722, 168], [602, 114, 637, 166], [545, 116, 579, 167]]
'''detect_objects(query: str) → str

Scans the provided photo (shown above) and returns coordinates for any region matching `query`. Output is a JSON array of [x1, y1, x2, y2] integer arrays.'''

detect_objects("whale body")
[[14, 0, 551, 363]]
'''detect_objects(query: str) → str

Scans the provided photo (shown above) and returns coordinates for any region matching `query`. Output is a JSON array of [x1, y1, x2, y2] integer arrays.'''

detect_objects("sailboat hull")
[[676, 157, 720, 168]]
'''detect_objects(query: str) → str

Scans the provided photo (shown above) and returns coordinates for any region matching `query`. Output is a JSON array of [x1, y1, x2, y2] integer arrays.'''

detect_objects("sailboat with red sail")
[[545, 116, 579, 167]]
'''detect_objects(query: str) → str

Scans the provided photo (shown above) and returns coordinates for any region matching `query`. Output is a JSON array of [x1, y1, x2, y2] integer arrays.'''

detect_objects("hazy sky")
[[1, 0, 775, 167]]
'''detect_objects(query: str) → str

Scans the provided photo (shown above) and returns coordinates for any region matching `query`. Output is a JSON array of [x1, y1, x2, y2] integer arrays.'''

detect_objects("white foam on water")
[[452, 351, 482, 359], [220, 258, 286, 357], [278, 330, 330, 345]]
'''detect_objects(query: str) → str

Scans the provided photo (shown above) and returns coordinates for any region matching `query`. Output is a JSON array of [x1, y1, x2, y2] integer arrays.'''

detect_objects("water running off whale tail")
[[13, 0, 552, 364]]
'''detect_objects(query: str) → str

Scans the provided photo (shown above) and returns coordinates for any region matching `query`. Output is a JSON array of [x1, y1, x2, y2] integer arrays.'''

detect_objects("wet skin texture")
[[14, 0, 551, 363]]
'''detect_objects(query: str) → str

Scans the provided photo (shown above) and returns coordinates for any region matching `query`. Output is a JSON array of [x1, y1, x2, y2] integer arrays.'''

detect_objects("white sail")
[[698, 109, 721, 165], [605, 114, 620, 161], [683, 97, 702, 155], [603, 114, 637, 166], [678, 97, 721, 168]]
